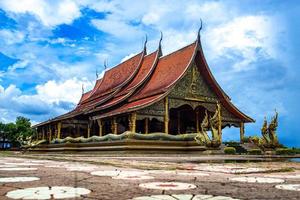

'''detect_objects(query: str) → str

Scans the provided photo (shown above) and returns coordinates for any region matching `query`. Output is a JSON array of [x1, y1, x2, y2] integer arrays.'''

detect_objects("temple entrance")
[[117, 116, 129, 134], [169, 104, 208, 135]]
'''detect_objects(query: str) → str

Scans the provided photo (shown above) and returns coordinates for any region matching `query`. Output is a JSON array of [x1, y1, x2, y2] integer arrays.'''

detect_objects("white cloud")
[[0, 78, 94, 123], [0, 0, 81, 27], [0, 29, 25, 44], [205, 15, 281, 72], [91, 17, 143, 40], [35, 78, 93, 104]]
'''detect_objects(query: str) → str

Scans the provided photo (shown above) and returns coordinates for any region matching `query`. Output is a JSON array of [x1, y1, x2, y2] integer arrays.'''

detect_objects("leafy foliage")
[[247, 148, 262, 155], [275, 148, 296, 155], [224, 147, 236, 154], [0, 116, 35, 147]]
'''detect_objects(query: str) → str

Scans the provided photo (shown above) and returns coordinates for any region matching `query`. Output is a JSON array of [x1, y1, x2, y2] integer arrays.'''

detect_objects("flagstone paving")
[[0, 155, 299, 199]]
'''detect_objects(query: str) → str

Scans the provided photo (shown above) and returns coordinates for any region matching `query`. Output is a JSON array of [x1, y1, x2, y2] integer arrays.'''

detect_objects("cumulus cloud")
[[0, 78, 93, 122], [0, 0, 82, 27], [0, 29, 25, 44], [36, 78, 93, 104]]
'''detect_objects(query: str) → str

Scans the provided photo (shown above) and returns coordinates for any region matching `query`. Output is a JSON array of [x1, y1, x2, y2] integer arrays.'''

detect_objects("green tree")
[[15, 116, 35, 145], [0, 116, 35, 147], [0, 122, 6, 148]]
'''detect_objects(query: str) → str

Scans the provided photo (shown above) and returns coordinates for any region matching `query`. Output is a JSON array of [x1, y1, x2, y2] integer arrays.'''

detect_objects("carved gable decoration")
[[169, 63, 217, 101]]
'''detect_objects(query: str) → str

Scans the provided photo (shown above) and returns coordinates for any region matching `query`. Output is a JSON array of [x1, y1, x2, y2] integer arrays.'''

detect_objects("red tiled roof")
[[195, 46, 254, 122], [90, 52, 144, 98], [94, 93, 164, 119], [130, 42, 197, 101], [119, 50, 159, 96], [77, 91, 92, 105], [35, 36, 254, 127], [96, 50, 159, 110], [78, 51, 145, 110]]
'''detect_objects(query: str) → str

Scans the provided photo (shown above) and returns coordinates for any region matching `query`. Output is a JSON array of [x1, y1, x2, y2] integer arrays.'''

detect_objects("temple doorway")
[[169, 104, 207, 135]]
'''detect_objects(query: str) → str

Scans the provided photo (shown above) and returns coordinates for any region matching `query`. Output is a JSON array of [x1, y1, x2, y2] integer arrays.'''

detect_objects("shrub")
[[224, 147, 236, 154], [248, 149, 262, 155], [224, 141, 240, 146], [276, 148, 295, 155], [250, 136, 261, 145], [291, 147, 300, 154], [242, 136, 251, 143]]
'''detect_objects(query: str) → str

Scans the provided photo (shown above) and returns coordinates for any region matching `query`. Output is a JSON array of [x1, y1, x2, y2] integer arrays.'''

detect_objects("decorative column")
[[129, 112, 137, 133], [144, 118, 149, 134], [57, 122, 61, 139], [164, 97, 169, 134], [42, 127, 45, 140], [97, 119, 103, 136], [49, 125, 52, 143], [87, 122, 91, 138], [177, 111, 180, 134], [112, 117, 117, 134], [196, 110, 200, 133], [76, 125, 80, 137], [240, 122, 245, 143]]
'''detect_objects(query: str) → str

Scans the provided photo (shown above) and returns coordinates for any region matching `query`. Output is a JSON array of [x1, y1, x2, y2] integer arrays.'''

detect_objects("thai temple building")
[[33, 30, 254, 151]]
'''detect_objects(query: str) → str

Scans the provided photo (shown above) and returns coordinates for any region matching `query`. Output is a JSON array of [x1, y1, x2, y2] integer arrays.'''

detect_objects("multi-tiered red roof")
[[40, 34, 254, 125]]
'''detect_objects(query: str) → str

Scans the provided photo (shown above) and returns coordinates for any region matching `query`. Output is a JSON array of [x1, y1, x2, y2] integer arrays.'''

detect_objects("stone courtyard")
[[0, 153, 299, 200]]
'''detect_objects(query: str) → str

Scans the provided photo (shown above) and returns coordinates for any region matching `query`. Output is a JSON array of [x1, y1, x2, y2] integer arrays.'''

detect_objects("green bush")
[[291, 147, 300, 154], [224, 141, 240, 146], [250, 136, 260, 145], [248, 149, 262, 155], [242, 136, 251, 143], [276, 148, 296, 155], [224, 147, 236, 154]]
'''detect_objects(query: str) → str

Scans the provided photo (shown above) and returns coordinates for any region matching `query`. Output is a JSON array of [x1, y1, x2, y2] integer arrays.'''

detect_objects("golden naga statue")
[[194, 103, 222, 147], [261, 117, 269, 143], [209, 103, 222, 147], [260, 110, 280, 148], [268, 110, 279, 146], [195, 110, 211, 145]]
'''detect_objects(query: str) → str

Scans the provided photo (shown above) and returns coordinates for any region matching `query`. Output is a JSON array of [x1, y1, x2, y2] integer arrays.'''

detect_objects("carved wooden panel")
[[169, 63, 218, 101], [137, 99, 164, 116]]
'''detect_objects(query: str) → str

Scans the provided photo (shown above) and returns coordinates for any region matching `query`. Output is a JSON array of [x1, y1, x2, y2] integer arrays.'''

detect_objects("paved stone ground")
[[0, 153, 299, 200]]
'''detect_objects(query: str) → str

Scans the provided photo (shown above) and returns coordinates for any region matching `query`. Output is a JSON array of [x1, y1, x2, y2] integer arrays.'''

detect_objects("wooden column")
[[49, 125, 52, 143], [97, 119, 103, 136], [196, 110, 200, 133], [77, 125, 80, 137], [42, 127, 45, 140], [129, 112, 137, 133], [112, 117, 117, 134], [57, 122, 61, 139], [164, 97, 169, 134], [177, 111, 180, 134], [240, 122, 245, 143], [87, 122, 91, 138], [144, 118, 149, 134]]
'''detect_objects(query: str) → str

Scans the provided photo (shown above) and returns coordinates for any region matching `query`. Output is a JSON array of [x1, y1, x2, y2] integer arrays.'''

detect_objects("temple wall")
[[168, 63, 241, 125]]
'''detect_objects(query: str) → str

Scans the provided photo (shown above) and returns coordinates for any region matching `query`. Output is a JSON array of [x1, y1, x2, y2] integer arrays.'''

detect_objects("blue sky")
[[0, 0, 299, 147]]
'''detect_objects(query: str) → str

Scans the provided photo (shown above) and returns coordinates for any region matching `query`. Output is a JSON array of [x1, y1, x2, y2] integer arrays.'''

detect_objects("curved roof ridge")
[[80, 49, 145, 107], [77, 90, 92, 106], [92, 49, 161, 111], [195, 37, 254, 122], [129, 41, 198, 102]]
